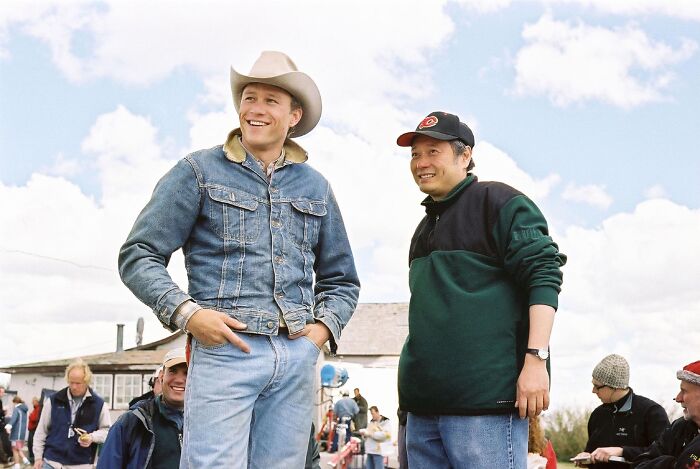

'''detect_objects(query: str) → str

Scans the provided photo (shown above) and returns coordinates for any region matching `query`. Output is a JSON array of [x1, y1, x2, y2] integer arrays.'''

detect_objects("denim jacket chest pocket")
[[207, 186, 262, 244], [288, 200, 327, 249]]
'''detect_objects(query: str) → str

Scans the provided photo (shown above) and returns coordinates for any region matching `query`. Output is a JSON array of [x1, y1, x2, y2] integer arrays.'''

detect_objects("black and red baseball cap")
[[397, 111, 474, 148]]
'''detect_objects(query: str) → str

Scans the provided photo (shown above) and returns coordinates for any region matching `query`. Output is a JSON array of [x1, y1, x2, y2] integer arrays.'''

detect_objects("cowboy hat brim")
[[230, 67, 322, 137]]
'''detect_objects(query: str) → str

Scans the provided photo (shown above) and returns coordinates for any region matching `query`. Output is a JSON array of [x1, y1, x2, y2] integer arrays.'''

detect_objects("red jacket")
[[543, 439, 557, 469], [27, 403, 40, 431]]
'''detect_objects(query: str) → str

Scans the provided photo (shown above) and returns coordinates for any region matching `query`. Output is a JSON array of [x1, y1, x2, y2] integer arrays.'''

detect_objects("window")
[[114, 374, 143, 409], [92, 375, 113, 407]]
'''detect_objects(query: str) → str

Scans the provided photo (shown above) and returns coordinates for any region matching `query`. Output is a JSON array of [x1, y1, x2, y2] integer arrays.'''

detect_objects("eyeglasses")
[[593, 383, 609, 391]]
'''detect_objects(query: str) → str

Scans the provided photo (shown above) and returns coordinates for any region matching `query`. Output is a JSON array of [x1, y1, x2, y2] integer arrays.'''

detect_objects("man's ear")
[[290, 107, 303, 128], [462, 147, 472, 169]]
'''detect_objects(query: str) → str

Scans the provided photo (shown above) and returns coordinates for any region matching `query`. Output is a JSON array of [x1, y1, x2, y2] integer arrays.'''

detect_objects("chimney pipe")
[[116, 324, 124, 352]]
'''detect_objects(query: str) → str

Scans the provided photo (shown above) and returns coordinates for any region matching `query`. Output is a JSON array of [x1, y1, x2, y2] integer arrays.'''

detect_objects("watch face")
[[537, 350, 549, 360]]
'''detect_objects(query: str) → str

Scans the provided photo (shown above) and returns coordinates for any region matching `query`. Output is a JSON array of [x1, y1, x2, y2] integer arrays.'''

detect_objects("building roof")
[[334, 303, 408, 356], [0, 331, 185, 375]]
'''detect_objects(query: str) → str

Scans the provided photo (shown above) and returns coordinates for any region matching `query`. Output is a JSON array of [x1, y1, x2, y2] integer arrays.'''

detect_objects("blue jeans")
[[180, 333, 320, 469], [366, 453, 385, 469], [406, 413, 527, 469]]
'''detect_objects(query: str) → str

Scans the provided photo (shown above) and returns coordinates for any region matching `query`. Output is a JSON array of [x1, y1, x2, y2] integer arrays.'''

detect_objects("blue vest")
[[44, 387, 105, 465]]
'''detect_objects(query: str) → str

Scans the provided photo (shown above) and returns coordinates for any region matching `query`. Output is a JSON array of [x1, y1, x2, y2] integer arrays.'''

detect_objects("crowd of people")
[[2, 48, 698, 469]]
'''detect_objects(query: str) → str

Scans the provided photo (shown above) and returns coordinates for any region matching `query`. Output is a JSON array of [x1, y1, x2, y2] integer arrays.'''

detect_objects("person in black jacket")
[[573, 354, 669, 468], [634, 359, 700, 469]]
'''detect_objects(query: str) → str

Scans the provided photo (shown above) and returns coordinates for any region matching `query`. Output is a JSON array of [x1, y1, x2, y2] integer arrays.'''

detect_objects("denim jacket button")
[[274, 256, 284, 264], [266, 321, 274, 329], [271, 220, 282, 228], [275, 292, 284, 299]]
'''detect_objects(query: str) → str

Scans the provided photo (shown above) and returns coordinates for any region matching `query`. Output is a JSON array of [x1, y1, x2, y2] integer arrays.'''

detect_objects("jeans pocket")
[[300, 335, 322, 353], [194, 337, 229, 351]]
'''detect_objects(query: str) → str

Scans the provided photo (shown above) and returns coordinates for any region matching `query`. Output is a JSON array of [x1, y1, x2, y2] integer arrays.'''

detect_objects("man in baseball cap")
[[98, 348, 188, 469], [635, 360, 700, 468], [397, 111, 566, 468], [118, 51, 360, 468]]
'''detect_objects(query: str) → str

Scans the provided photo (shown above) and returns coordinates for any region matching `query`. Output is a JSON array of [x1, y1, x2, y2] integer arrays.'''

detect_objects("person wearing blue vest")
[[33, 359, 111, 469]]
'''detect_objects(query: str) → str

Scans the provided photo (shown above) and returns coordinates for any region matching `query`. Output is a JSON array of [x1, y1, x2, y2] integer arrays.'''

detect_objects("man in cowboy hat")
[[634, 360, 700, 468], [119, 51, 360, 468]]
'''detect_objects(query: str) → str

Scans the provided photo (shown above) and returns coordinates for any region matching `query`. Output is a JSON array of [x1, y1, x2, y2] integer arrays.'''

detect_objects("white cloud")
[[452, 0, 513, 14], [42, 152, 81, 177], [0, 105, 188, 367], [471, 141, 561, 203], [548, 0, 700, 22], [449, 0, 700, 22], [645, 184, 667, 199], [551, 198, 700, 410], [512, 14, 697, 108], [562, 182, 613, 209]]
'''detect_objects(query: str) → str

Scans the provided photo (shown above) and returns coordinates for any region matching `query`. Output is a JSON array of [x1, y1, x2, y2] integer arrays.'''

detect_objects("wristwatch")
[[526, 348, 549, 360]]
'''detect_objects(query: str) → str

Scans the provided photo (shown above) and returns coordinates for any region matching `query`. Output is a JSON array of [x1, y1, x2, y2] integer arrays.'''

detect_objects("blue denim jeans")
[[366, 453, 385, 469], [406, 413, 527, 469], [180, 333, 320, 469]]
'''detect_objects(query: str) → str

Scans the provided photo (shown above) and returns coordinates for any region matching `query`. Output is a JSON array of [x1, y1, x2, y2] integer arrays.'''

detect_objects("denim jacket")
[[118, 129, 360, 351]]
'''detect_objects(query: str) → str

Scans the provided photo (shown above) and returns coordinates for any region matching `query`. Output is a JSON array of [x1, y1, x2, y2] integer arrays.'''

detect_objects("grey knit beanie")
[[592, 354, 629, 389]]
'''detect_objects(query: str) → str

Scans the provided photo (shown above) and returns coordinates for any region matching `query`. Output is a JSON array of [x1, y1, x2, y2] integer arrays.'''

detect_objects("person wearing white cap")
[[118, 51, 360, 468], [98, 348, 188, 469], [635, 360, 700, 468], [573, 354, 669, 467]]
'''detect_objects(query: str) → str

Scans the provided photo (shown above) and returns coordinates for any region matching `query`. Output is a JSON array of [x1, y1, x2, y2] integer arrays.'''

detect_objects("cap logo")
[[418, 116, 438, 129]]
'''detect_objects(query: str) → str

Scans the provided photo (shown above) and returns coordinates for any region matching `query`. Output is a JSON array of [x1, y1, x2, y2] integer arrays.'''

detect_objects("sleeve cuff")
[[529, 286, 560, 310], [171, 300, 202, 332]]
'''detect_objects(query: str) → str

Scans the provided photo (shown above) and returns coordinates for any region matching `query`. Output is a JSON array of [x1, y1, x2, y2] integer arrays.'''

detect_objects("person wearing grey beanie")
[[572, 354, 669, 468]]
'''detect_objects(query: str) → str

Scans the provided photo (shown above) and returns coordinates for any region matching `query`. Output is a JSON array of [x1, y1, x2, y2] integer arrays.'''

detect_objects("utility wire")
[[0, 248, 115, 272]]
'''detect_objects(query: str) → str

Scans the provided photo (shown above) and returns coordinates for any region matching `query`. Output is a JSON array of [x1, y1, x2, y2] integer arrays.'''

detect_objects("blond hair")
[[64, 358, 93, 384], [528, 415, 547, 455]]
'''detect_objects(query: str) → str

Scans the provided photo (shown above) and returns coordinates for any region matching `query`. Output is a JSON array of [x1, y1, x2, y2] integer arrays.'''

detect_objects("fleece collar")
[[223, 128, 308, 164]]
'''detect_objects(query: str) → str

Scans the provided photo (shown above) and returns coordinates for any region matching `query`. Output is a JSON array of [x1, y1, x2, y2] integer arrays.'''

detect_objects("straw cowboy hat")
[[230, 51, 322, 137]]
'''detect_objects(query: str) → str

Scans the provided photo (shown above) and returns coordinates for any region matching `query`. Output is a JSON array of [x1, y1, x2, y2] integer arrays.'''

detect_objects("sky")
[[1, 0, 699, 414]]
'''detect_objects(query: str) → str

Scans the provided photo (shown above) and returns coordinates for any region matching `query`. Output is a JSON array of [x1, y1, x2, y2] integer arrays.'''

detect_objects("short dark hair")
[[369, 405, 379, 412], [450, 139, 475, 171], [290, 95, 301, 112]]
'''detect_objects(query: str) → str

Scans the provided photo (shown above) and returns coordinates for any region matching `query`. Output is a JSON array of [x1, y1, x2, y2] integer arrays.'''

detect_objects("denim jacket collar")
[[223, 128, 308, 164]]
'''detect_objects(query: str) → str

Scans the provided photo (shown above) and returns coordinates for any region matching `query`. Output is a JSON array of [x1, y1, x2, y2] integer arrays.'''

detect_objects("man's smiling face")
[[161, 362, 187, 409], [238, 82, 302, 156], [410, 135, 470, 200]]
